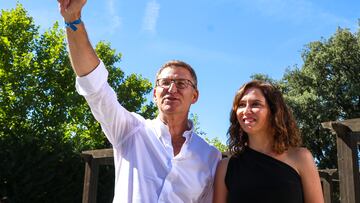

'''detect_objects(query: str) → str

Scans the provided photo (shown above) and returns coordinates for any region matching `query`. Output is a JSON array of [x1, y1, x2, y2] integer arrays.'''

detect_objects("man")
[[58, 0, 221, 202]]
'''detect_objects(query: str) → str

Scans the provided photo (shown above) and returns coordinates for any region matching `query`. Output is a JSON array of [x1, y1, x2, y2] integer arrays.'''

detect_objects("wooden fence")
[[80, 118, 360, 203]]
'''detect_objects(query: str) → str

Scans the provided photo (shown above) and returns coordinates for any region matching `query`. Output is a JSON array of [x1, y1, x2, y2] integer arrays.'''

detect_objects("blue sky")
[[1, 0, 359, 143]]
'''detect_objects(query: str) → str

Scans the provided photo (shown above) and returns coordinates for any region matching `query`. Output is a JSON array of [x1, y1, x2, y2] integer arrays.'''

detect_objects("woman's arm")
[[296, 148, 324, 203], [213, 158, 230, 203]]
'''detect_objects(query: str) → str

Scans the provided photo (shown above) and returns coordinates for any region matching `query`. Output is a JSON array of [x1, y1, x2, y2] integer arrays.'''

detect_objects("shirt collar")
[[154, 117, 194, 143]]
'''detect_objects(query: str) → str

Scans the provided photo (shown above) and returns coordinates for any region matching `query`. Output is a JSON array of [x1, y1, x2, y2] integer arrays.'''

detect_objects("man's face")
[[153, 67, 199, 117]]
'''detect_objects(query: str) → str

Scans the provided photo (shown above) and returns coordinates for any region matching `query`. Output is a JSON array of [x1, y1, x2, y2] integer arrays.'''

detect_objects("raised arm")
[[58, 0, 99, 76]]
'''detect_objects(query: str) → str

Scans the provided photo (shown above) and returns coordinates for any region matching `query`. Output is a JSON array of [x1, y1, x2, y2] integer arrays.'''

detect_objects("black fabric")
[[225, 147, 304, 203]]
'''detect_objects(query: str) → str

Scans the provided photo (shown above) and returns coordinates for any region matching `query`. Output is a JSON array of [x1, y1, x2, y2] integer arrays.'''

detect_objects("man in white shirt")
[[58, 0, 221, 202]]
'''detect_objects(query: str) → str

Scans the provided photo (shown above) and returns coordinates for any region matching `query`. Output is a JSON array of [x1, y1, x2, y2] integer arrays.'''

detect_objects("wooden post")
[[81, 149, 114, 203], [319, 169, 338, 203], [82, 155, 99, 203], [322, 118, 360, 203]]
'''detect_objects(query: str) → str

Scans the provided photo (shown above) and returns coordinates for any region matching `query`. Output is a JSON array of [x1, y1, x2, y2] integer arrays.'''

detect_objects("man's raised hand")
[[58, 0, 86, 22]]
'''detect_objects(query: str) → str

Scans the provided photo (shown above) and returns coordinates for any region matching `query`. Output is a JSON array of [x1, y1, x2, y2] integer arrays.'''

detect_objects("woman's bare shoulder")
[[287, 147, 316, 173], [289, 147, 313, 161]]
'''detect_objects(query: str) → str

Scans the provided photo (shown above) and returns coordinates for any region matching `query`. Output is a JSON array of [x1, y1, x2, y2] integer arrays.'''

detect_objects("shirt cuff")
[[75, 60, 108, 96]]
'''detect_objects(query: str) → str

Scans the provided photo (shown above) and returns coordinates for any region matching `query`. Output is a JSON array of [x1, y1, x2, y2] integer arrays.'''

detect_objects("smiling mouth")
[[164, 95, 178, 100], [163, 97, 179, 102], [243, 118, 255, 124]]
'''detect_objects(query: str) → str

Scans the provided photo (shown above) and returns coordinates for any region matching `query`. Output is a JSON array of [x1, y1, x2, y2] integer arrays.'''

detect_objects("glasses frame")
[[156, 78, 196, 89]]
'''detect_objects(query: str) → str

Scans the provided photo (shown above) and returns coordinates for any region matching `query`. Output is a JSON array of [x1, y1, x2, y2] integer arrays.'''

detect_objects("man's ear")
[[153, 88, 157, 102], [191, 89, 199, 104]]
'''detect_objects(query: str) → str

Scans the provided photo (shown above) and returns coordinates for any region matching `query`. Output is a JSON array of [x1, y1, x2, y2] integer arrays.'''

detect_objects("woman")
[[213, 80, 324, 203]]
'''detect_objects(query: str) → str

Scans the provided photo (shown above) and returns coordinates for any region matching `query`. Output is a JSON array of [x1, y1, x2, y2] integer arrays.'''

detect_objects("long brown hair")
[[227, 80, 302, 155]]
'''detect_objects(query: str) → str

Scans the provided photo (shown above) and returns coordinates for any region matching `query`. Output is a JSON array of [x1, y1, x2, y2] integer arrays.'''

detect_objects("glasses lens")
[[157, 78, 194, 89], [158, 79, 171, 87], [175, 80, 187, 89]]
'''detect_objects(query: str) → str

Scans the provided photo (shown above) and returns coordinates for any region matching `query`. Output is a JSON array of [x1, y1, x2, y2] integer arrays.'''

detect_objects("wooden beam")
[[321, 118, 360, 132], [82, 148, 113, 159]]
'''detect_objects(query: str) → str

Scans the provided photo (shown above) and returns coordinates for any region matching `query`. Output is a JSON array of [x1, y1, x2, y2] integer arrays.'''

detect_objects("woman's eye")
[[252, 102, 261, 107], [238, 103, 246, 108]]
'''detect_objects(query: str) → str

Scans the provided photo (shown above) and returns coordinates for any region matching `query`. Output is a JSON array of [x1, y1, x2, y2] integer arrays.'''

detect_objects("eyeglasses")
[[156, 78, 196, 89]]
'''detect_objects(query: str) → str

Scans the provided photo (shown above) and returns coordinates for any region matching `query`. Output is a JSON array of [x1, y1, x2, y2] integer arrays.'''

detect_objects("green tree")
[[0, 4, 156, 202], [190, 113, 227, 152], [249, 27, 360, 169], [251, 73, 278, 85], [205, 137, 227, 153], [281, 27, 360, 169], [190, 113, 206, 137]]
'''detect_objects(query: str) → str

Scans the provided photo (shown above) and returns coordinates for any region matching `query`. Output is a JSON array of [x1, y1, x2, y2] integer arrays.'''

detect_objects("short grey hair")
[[155, 60, 198, 89]]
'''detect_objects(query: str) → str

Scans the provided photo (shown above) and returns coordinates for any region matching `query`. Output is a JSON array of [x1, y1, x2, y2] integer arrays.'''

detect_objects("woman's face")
[[236, 87, 272, 136]]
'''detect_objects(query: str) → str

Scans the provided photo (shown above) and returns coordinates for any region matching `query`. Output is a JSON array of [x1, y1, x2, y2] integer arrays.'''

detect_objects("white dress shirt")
[[76, 61, 221, 203]]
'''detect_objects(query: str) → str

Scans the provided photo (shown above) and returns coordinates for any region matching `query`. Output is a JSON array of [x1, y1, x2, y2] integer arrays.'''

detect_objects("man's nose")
[[168, 82, 178, 93]]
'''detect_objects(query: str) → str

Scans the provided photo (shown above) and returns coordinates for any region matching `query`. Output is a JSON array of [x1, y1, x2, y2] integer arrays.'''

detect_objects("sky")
[[1, 0, 359, 143]]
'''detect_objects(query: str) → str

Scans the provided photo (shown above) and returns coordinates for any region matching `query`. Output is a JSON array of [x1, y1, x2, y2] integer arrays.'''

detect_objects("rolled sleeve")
[[75, 60, 108, 96]]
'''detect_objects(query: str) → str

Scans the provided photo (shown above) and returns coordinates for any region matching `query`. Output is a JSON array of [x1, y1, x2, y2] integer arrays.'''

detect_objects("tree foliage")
[[205, 137, 227, 153], [281, 27, 360, 168], [190, 113, 227, 152], [0, 4, 156, 202], [253, 27, 360, 169], [190, 113, 207, 137]]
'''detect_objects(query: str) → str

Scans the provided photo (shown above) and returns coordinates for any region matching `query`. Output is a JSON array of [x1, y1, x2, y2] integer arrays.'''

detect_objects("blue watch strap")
[[65, 17, 82, 31]]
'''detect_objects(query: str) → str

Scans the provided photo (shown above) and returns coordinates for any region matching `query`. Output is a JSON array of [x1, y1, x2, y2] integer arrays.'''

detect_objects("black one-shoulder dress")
[[225, 147, 304, 203]]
